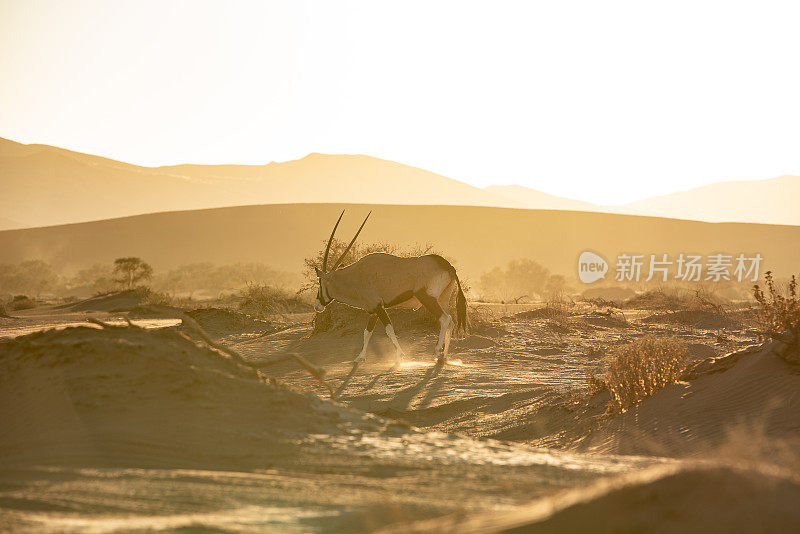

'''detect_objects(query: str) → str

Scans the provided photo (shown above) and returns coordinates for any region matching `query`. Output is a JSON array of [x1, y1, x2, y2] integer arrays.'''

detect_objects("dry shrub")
[[545, 292, 574, 319], [624, 286, 729, 314], [753, 271, 800, 361], [142, 289, 194, 309], [586, 335, 688, 415], [9, 295, 36, 311], [624, 288, 684, 311], [582, 296, 623, 309], [238, 283, 310, 318], [692, 286, 729, 314], [512, 293, 575, 321]]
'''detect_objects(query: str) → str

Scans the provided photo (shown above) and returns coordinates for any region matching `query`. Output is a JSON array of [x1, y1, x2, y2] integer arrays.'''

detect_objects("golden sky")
[[2, 1, 800, 204]]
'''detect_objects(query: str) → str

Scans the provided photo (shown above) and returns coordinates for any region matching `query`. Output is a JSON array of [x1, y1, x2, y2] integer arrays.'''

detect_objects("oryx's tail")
[[455, 274, 468, 335]]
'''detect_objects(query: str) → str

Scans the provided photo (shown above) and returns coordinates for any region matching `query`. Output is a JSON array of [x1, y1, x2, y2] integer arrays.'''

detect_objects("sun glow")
[[2, 1, 800, 204]]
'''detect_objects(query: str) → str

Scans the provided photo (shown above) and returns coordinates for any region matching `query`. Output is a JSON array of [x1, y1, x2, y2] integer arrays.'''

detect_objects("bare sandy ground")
[[1, 298, 799, 532]]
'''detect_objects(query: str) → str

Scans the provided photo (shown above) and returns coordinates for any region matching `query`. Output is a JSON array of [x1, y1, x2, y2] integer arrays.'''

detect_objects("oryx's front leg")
[[353, 314, 377, 364], [376, 306, 404, 365]]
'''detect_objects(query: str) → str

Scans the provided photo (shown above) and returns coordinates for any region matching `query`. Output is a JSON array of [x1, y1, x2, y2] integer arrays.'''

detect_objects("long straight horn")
[[331, 211, 371, 270], [322, 210, 345, 272]]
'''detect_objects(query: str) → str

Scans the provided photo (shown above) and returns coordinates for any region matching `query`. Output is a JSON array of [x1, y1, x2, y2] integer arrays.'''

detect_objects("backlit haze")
[[2, 1, 800, 205]]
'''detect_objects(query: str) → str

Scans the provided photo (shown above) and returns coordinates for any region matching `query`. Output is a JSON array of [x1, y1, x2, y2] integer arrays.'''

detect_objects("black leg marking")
[[366, 314, 377, 332], [415, 290, 444, 319], [375, 307, 391, 326]]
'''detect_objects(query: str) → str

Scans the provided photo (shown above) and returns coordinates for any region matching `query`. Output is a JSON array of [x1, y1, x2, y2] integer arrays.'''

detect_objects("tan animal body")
[[314, 211, 467, 365]]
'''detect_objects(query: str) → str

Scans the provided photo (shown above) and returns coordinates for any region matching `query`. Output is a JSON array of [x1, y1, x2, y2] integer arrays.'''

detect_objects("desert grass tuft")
[[9, 295, 36, 311], [753, 271, 800, 361], [586, 335, 688, 415], [238, 283, 310, 318]]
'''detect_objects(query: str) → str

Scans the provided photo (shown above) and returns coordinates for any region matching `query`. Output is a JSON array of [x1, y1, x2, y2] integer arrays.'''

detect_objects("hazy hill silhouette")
[[0, 203, 797, 282], [486, 185, 605, 212], [624, 175, 800, 225], [2, 137, 798, 229], [488, 179, 800, 224], [0, 138, 523, 230]]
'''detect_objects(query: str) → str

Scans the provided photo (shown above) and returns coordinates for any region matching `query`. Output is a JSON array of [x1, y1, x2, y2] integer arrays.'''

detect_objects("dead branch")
[[119, 306, 337, 399]]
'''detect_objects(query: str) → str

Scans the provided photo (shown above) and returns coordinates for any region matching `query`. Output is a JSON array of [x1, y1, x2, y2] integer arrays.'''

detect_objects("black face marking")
[[317, 282, 331, 306]]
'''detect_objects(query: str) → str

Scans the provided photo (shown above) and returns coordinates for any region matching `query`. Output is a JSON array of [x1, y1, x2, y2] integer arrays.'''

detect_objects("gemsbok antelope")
[[313, 210, 467, 366]]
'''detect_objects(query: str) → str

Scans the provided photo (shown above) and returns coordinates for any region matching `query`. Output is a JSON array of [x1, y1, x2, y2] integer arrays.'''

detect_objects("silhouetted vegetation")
[[478, 258, 568, 302], [0, 260, 58, 296], [155, 262, 299, 297], [9, 295, 37, 311], [113, 257, 153, 290], [237, 283, 310, 318], [753, 271, 799, 360], [623, 286, 729, 313], [68, 264, 116, 294], [586, 335, 688, 415]]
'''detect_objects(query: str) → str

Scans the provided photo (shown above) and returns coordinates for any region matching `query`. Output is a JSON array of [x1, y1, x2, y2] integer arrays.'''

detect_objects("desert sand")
[[2, 289, 799, 532]]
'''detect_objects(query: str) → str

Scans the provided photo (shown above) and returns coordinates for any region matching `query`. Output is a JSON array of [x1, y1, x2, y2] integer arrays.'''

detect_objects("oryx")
[[313, 210, 467, 366]]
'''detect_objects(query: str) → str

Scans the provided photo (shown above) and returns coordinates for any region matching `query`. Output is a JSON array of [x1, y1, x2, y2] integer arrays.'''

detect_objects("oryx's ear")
[[315, 266, 323, 277]]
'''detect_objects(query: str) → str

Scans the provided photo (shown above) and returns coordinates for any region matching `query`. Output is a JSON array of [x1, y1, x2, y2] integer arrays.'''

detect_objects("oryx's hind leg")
[[438, 280, 458, 357], [353, 314, 378, 364], [416, 289, 452, 362], [376, 306, 404, 365]]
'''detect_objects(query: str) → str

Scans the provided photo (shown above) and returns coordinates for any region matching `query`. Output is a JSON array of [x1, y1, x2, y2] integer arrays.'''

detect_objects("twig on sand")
[[87, 317, 123, 329], [286, 352, 335, 399], [178, 313, 252, 367]]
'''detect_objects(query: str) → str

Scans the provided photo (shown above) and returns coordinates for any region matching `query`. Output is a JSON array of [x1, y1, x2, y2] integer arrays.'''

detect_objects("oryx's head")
[[313, 209, 371, 313]]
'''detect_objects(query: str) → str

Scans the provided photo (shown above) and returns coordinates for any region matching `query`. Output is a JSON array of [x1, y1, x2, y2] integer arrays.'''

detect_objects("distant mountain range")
[[1, 137, 797, 229]]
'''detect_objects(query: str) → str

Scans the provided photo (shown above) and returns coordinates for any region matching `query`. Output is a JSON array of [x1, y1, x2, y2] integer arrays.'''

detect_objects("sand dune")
[[0, 323, 656, 532], [490, 176, 800, 225], [384, 464, 800, 533], [485, 185, 601, 212], [626, 174, 800, 226], [3, 137, 799, 230], [582, 342, 800, 457], [0, 137, 523, 229], [1, 203, 799, 283], [0, 325, 371, 469]]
